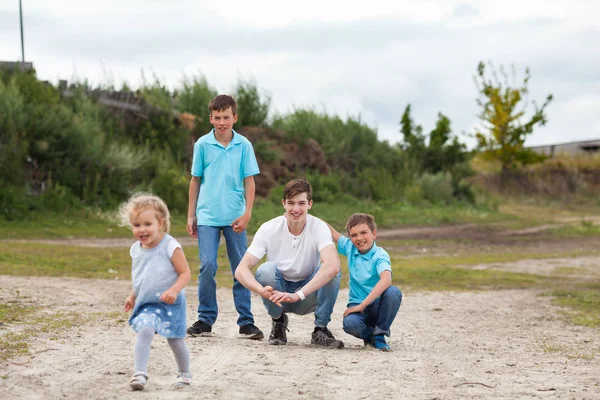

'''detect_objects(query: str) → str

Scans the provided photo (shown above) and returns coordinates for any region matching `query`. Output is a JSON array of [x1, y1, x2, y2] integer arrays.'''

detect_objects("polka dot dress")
[[128, 234, 187, 338]]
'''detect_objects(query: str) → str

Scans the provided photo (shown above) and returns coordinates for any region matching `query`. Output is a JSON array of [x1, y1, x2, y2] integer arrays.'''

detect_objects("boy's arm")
[[325, 222, 342, 244], [187, 176, 201, 238], [232, 175, 255, 233], [344, 270, 392, 316]]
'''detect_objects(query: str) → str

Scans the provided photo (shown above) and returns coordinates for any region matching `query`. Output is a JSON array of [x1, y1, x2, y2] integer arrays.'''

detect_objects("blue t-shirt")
[[337, 236, 392, 305], [191, 129, 260, 226]]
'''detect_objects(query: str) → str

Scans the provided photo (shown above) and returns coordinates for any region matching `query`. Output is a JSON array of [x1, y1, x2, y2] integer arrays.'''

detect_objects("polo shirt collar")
[[354, 242, 378, 260], [206, 129, 243, 147]]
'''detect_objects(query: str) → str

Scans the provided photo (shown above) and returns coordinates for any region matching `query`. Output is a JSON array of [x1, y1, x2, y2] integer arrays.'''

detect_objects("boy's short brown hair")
[[283, 178, 313, 202], [345, 213, 377, 235], [208, 94, 237, 115]]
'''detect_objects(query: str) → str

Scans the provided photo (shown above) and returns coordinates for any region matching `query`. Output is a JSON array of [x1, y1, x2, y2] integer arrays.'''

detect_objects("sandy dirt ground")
[[1, 264, 599, 400]]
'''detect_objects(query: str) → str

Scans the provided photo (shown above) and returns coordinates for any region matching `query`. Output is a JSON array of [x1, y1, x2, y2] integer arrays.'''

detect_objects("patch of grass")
[[0, 300, 36, 323], [552, 266, 594, 276], [1, 199, 513, 240], [0, 209, 131, 239], [498, 203, 600, 222], [567, 353, 596, 361], [541, 341, 598, 360], [311, 201, 510, 233], [0, 298, 91, 362], [547, 284, 600, 328], [0, 242, 234, 289], [540, 223, 600, 239], [542, 342, 566, 353], [385, 251, 593, 291]]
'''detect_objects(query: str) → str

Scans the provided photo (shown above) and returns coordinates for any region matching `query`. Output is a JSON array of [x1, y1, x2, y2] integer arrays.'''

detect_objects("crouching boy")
[[328, 213, 402, 351]]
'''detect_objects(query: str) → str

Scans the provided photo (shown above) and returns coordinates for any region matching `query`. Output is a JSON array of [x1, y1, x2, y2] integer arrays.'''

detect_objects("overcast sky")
[[1, 0, 599, 146]]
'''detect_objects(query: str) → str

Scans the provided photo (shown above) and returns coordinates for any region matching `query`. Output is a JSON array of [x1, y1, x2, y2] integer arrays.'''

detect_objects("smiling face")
[[282, 192, 312, 225], [209, 107, 238, 138], [131, 208, 165, 249], [348, 223, 377, 254]]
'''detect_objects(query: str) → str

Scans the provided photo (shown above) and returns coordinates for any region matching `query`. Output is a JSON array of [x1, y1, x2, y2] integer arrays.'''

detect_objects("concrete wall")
[[528, 139, 600, 157]]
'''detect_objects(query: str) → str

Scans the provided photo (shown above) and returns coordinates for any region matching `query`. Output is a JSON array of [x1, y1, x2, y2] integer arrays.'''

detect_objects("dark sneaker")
[[239, 324, 264, 340], [311, 327, 344, 349], [371, 334, 391, 352], [187, 320, 212, 337], [268, 314, 289, 345]]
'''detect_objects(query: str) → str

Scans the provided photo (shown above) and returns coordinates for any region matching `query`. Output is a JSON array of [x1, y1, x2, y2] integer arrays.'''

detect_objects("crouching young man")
[[234, 178, 344, 348]]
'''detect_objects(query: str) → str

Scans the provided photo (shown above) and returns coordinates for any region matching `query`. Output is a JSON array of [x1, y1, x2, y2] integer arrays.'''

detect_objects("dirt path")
[[1, 274, 599, 399]]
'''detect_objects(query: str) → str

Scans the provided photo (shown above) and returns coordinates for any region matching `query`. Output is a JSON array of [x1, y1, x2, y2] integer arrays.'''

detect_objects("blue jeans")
[[255, 261, 341, 328], [343, 286, 402, 339], [196, 225, 254, 327]]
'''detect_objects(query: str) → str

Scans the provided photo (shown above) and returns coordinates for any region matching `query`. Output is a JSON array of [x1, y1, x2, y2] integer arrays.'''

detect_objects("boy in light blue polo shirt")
[[328, 213, 402, 351], [186, 94, 264, 340]]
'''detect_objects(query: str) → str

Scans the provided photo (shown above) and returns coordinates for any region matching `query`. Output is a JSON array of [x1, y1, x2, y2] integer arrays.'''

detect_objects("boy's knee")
[[384, 286, 402, 307], [199, 260, 217, 274], [255, 262, 278, 286], [342, 314, 362, 336]]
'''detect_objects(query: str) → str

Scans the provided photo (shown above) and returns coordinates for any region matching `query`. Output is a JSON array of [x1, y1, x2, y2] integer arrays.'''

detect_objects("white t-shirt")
[[247, 214, 334, 282]]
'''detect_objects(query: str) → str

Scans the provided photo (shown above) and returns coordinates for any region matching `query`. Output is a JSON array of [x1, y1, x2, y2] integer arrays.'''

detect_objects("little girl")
[[119, 192, 192, 391]]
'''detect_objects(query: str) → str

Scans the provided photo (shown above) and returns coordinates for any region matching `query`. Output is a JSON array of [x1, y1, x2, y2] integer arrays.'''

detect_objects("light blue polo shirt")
[[191, 129, 260, 226], [337, 236, 392, 305]]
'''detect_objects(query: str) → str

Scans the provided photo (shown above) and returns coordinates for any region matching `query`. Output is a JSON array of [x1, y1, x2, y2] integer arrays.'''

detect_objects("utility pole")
[[19, 0, 25, 64]]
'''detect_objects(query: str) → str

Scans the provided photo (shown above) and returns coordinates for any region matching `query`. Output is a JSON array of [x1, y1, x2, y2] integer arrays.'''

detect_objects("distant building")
[[0, 61, 33, 72], [528, 139, 600, 157]]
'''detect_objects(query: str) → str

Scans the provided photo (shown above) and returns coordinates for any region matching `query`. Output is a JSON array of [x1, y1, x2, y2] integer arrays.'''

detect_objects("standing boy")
[[234, 178, 344, 348], [187, 94, 263, 340], [328, 213, 402, 351]]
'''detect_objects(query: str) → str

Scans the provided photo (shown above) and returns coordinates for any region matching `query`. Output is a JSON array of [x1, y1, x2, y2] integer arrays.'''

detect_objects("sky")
[[1, 0, 599, 147]]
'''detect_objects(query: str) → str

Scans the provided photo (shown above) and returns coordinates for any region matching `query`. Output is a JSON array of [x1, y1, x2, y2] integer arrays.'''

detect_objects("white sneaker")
[[173, 372, 192, 389], [129, 371, 147, 391]]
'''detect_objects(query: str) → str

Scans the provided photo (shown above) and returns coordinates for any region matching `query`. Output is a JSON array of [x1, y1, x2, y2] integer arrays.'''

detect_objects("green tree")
[[177, 74, 218, 134], [399, 104, 469, 174], [473, 61, 552, 171], [233, 79, 271, 128]]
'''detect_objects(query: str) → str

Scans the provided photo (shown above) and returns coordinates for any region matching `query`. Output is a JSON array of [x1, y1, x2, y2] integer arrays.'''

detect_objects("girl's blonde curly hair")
[[118, 192, 171, 233]]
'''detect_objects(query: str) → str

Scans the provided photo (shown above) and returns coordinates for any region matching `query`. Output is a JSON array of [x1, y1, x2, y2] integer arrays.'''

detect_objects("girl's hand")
[[124, 295, 135, 312], [159, 288, 178, 304]]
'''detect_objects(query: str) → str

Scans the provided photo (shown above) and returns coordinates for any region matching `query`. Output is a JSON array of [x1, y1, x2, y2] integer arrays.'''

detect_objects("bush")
[[152, 167, 190, 213], [418, 173, 455, 205]]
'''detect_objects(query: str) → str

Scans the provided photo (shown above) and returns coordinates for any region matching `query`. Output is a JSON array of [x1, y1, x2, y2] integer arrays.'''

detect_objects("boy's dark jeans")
[[342, 286, 402, 339]]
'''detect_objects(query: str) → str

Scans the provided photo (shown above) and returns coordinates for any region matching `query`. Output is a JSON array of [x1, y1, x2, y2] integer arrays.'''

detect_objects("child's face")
[[282, 192, 312, 224], [209, 107, 238, 136], [131, 208, 164, 249], [348, 223, 377, 254]]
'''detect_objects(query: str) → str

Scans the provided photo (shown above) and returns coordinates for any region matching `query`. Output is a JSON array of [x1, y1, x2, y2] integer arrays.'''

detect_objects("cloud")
[[451, 3, 479, 18], [1, 1, 598, 148]]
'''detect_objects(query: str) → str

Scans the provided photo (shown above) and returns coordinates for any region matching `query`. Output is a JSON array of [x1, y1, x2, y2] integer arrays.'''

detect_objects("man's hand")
[[269, 290, 301, 306], [259, 286, 274, 300], [231, 213, 250, 233], [343, 304, 366, 317], [187, 216, 198, 238]]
